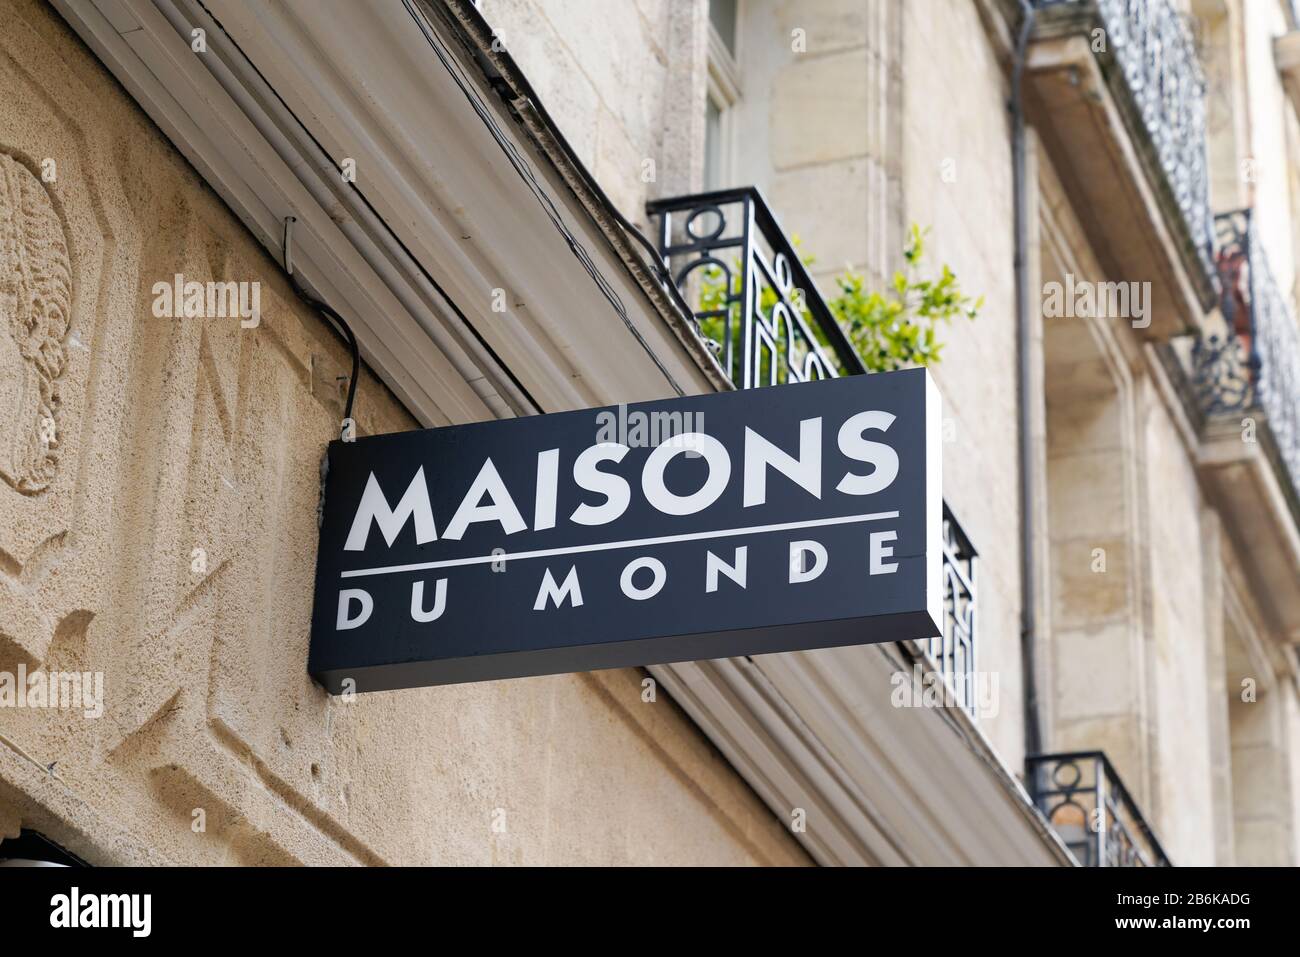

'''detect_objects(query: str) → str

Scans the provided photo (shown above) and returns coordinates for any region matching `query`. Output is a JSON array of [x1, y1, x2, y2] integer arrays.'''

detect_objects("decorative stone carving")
[[0, 152, 71, 493]]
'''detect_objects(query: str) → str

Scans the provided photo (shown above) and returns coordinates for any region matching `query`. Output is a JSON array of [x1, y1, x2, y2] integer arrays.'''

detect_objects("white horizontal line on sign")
[[339, 511, 901, 579]]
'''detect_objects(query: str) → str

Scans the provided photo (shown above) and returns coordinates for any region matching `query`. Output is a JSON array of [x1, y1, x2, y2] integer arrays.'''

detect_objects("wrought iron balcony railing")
[[932, 503, 978, 719], [646, 187, 863, 388], [1026, 751, 1172, 866], [648, 188, 979, 719], [1037, 0, 1216, 281], [1191, 210, 1300, 505]]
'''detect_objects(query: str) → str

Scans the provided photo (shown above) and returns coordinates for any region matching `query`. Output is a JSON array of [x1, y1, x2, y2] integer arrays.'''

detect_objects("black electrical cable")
[[283, 215, 360, 436], [195, 0, 540, 418], [301, 291, 361, 434]]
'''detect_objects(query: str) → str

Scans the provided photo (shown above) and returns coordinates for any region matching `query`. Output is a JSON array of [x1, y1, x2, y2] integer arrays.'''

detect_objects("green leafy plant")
[[829, 225, 982, 372], [695, 224, 981, 376]]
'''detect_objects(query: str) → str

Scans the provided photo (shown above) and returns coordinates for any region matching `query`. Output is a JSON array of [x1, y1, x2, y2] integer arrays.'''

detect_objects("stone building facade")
[[1, 0, 1298, 866]]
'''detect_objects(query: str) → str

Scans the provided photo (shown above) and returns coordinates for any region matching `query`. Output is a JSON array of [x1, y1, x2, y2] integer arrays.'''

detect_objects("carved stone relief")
[[0, 152, 70, 494]]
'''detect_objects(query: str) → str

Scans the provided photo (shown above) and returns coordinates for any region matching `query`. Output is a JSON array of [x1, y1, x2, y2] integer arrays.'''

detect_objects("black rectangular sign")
[[309, 368, 941, 693]]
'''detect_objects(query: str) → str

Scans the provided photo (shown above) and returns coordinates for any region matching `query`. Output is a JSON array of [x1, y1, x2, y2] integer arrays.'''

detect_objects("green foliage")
[[695, 224, 981, 376], [695, 266, 732, 353], [829, 225, 982, 372]]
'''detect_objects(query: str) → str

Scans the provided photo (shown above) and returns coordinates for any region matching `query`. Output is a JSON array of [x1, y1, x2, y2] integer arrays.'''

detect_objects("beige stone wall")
[[1209, 538, 1300, 866], [1286, 679, 1300, 865], [731, 0, 904, 294], [900, 0, 1027, 770], [482, 0, 707, 222], [0, 0, 807, 866], [1037, 190, 1145, 790], [1242, 0, 1296, 296], [1031, 86, 1233, 866], [1141, 378, 1217, 864]]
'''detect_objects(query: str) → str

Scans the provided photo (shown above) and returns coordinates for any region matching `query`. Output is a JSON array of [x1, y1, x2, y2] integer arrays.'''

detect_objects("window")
[[704, 0, 741, 190], [709, 0, 737, 55]]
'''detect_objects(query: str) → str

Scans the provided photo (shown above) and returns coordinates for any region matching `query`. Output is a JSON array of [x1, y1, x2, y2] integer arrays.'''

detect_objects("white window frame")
[[704, 16, 741, 190]]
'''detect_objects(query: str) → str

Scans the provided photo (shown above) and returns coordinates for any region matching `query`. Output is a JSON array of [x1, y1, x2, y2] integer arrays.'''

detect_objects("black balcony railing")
[[1190, 210, 1300, 505], [648, 188, 980, 718], [1037, 0, 1215, 280], [932, 503, 978, 719], [647, 188, 862, 388], [1026, 752, 1172, 866]]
